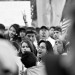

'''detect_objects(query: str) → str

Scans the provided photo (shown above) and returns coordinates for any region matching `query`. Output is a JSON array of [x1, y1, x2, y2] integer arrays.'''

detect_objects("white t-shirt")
[[47, 37, 55, 47], [25, 63, 47, 75]]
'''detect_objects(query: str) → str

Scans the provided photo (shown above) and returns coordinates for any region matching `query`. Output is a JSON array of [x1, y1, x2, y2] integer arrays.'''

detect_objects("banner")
[[36, 0, 66, 27]]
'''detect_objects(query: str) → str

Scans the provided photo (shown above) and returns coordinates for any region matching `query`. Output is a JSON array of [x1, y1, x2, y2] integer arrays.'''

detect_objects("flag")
[[61, 18, 71, 34]]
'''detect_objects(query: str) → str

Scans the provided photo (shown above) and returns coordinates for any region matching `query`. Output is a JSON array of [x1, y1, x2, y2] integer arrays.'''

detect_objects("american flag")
[[61, 18, 71, 34]]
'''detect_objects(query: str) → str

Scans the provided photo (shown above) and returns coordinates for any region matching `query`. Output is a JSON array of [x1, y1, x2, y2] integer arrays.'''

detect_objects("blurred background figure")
[[0, 23, 5, 39], [0, 39, 18, 75]]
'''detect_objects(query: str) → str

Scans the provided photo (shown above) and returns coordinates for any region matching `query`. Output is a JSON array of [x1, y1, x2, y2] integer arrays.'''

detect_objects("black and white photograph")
[[0, 0, 75, 75]]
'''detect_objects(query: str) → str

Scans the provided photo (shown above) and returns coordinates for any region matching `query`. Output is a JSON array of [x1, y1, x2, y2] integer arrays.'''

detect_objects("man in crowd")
[[26, 27, 36, 43], [26, 27, 37, 55], [39, 26, 49, 41], [47, 26, 55, 47], [53, 26, 62, 40]]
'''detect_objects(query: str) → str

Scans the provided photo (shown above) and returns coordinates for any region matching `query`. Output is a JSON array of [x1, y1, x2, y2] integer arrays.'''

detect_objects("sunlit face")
[[54, 31, 61, 40], [20, 31, 25, 38], [37, 42, 47, 58], [21, 42, 31, 54], [9, 27, 16, 38], [39, 29, 49, 40], [26, 33, 36, 43], [54, 39, 64, 54]]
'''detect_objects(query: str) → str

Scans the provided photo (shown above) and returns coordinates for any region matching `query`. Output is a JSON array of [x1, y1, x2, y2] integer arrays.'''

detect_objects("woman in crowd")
[[6, 24, 20, 42], [20, 38, 37, 56], [53, 39, 67, 55], [37, 40, 53, 63]]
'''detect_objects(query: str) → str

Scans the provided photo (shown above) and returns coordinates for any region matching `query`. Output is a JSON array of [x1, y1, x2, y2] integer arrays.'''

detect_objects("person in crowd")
[[47, 26, 55, 47], [26, 27, 37, 43], [21, 51, 37, 68], [53, 26, 62, 40], [20, 38, 36, 56], [35, 27, 40, 43], [21, 51, 47, 75], [25, 27, 37, 55], [6, 24, 20, 42], [37, 40, 53, 63], [0, 39, 18, 75], [42, 53, 70, 75], [49, 26, 55, 39], [0, 23, 6, 39], [18, 27, 26, 43], [53, 39, 67, 55], [39, 26, 49, 41], [19, 27, 26, 39]]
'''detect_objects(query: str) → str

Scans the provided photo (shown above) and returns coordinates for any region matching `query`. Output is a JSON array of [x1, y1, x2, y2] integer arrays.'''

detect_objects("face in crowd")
[[37, 41, 47, 59], [49, 27, 55, 38], [53, 27, 62, 40], [19, 28, 26, 38], [39, 27, 49, 40], [21, 41, 31, 54], [20, 31, 26, 38], [54, 39, 64, 54], [9, 26, 16, 38], [9, 24, 19, 38], [26, 32, 36, 43]]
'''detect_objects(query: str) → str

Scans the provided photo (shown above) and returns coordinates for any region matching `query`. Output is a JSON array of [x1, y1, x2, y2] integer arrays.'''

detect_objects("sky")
[[0, 1, 31, 28]]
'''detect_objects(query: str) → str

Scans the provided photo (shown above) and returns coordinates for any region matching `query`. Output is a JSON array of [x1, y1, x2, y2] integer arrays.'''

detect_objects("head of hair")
[[26, 30, 36, 35], [55, 26, 62, 32], [9, 24, 20, 35], [38, 40, 53, 53], [26, 27, 36, 35], [21, 51, 37, 68], [36, 27, 40, 33], [50, 26, 55, 30], [12, 41, 20, 52], [19, 27, 26, 35], [0, 24, 5, 30], [21, 38, 35, 54], [40, 26, 48, 30]]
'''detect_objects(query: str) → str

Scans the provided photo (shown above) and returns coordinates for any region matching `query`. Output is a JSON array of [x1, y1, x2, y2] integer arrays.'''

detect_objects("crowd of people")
[[0, 22, 70, 75], [1, 5, 75, 75]]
